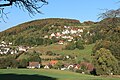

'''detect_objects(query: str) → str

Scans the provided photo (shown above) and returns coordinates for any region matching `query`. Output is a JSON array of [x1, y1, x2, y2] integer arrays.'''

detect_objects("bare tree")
[[0, 0, 48, 22], [98, 8, 120, 28], [98, 8, 120, 19]]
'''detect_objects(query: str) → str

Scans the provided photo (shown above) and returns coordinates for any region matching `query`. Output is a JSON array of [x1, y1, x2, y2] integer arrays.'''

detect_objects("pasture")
[[0, 69, 119, 80]]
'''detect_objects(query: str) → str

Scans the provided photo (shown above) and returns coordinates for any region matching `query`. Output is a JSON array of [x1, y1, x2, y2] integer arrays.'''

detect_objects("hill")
[[0, 18, 80, 36], [0, 18, 82, 46]]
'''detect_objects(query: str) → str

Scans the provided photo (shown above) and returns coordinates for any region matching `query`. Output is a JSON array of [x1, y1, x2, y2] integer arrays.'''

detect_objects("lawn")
[[0, 69, 119, 80]]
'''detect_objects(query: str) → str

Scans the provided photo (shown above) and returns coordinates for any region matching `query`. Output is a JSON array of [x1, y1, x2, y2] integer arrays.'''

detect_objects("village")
[[44, 25, 93, 45], [28, 60, 94, 74], [0, 0, 120, 79], [0, 25, 95, 74], [0, 41, 29, 55], [0, 25, 93, 55]]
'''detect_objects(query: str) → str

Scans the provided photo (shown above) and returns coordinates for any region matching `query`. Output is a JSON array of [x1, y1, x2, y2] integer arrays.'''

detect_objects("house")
[[49, 60, 58, 66], [1, 41, 6, 44], [44, 35, 49, 38], [9, 42, 12, 45], [70, 29, 77, 34], [18, 46, 27, 52], [67, 65, 74, 69], [74, 64, 81, 69], [68, 39, 72, 42], [56, 32, 61, 37], [50, 33, 55, 37], [64, 26, 67, 28], [28, 62, 41, 69], [62, 29, 70, 34], [78, 29, 83, 33], [10, 50, 17, 54], [44, 65, 50, 69], [61, 67, 67, 70], [44, 64, 52, 69], [58, 40, 64, 45]]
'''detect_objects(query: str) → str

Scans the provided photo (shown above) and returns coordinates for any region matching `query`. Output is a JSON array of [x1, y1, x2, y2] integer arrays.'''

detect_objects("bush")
[[76, 40, 84, 50], [65, 40, 84, 50], [65, 42, 76, 50]]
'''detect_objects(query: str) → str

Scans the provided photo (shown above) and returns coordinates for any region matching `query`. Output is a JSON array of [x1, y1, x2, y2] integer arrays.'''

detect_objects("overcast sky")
[[0, 0, 119, 32]]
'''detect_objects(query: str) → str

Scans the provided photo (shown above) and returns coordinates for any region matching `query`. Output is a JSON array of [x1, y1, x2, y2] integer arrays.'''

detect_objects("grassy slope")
[[0, 69, 119, 80], [28, 43, 95, 62]]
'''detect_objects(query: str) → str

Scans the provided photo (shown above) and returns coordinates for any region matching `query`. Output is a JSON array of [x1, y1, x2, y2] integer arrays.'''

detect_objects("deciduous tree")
[[0, 0, 48, 21], [92, 48, 120, 75]]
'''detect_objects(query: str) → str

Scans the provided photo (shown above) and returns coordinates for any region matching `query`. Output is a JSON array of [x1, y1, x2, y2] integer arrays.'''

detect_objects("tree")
[[26, 51, 41, 62], [76, 40, 84, 50], [0, 56, 18, 69], [53, 61, 63, 69], [98, 8, 120, 28], [0, 0, 48, 21], [92, 48, 120, 75], [65, 42, 76, 50], [18, 59, 28, 68], [92, 40, 120, 65], [0, 0, 48, 14]]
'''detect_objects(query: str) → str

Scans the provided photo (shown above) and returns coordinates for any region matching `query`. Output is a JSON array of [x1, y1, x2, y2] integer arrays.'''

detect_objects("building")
[[49, 60, 58, 66], [28, 62, 41, 69]]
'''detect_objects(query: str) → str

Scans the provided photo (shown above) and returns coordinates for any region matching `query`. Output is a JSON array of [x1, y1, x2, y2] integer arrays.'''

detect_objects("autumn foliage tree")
[[93, 48, 120, 75]]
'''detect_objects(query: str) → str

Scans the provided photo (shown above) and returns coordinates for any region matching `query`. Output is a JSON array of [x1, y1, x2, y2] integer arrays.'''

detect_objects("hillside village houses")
[[0, 41, 30, 54], [41, 59, 94, 73], [47, 26, 85, 44]]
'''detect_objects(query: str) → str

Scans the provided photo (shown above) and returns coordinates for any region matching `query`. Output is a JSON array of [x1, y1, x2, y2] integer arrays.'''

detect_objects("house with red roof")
[[49, 60, 58, 66]]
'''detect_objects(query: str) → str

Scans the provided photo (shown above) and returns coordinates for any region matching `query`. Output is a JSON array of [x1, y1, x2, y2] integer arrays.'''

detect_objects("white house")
[[1, 41, 6, 44], [70, 30, 77, 34], [62, 29, 70, 34], [50, 33, 55, 37], [78, 29, 83, 33], [67, 65, 74, 69], [9, 42, 13, 45], [44, 35, 49, 38], [18, 46, 27, 52], [44, 65, 50, 69]]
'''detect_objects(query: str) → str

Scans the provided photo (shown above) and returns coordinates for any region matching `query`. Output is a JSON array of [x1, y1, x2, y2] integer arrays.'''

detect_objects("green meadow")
[[28, 43, 95, 62], [0, 69, 119, 80]]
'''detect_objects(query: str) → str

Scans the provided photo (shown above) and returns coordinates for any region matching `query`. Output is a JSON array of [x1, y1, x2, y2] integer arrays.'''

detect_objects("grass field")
[[0, 69, 119, 80], [28, 43, 95, 62]]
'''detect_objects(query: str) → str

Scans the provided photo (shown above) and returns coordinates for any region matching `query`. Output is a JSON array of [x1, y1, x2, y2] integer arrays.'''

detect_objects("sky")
[[0, 0, 119, 32]]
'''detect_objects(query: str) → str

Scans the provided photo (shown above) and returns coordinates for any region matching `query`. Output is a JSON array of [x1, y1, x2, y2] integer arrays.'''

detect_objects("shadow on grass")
[[0, 74, 57, 80]]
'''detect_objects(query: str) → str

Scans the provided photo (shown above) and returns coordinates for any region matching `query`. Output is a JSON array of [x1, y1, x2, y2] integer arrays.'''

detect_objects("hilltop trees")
[[98, 8, 120, 30]]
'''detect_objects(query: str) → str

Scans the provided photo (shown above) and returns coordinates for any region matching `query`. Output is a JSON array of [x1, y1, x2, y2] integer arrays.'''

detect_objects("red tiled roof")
[[50, 60, 58, 65]]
